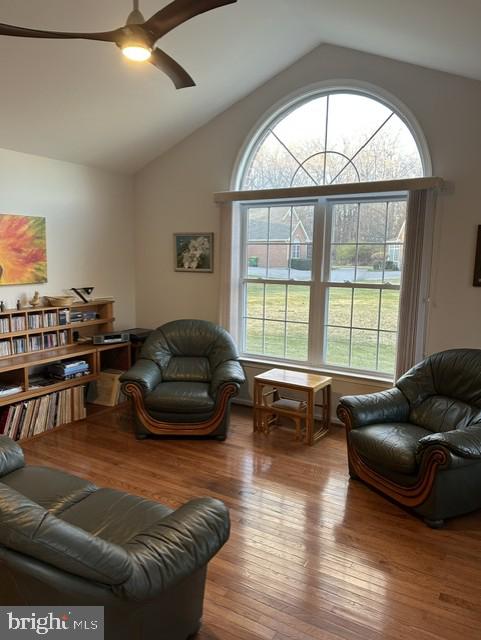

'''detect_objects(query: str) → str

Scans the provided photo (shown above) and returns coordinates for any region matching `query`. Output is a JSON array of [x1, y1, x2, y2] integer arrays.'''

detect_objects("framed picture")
[[0, 214, 47, 286], [473, 225, 481, 287], [174, 233, 214, 272]]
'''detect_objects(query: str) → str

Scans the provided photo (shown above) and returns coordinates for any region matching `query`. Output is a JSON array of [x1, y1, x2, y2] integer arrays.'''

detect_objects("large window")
[[236, 89, 426, 377]]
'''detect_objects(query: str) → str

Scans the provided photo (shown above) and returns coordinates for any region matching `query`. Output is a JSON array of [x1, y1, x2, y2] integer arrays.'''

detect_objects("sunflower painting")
[[0, 215, 47, 285]]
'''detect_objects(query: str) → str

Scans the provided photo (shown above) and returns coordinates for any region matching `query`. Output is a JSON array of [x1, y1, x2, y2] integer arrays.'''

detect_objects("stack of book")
[[48, 359, 90, 380], [59, 330, 68, 346], [0, 386, 87, 440], [70, 310, 98, 323], [0, 383, 23, 398], [0, 318, 10, 333]]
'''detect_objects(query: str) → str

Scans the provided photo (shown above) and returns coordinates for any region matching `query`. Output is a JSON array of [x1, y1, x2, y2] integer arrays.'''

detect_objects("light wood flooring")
[[22, 405, 481, 640]]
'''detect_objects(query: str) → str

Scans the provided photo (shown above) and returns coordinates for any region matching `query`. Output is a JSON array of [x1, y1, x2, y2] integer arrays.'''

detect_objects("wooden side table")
[[253, 368, 332, 446]]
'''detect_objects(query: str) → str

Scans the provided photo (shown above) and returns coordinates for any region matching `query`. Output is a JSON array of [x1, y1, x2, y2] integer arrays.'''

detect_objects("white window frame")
[[239, 191, 407, 378]]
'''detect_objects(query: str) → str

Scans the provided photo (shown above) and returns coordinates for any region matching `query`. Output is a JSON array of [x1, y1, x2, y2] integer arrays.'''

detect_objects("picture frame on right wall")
[[473, 225, 481, 287]]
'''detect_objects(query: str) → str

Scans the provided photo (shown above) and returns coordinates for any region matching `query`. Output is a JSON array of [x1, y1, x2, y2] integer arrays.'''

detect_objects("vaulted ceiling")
[[0, 0, 480, 174]]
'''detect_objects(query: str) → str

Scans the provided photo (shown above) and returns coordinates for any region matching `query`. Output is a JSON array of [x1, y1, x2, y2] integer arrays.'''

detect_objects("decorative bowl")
[[46, 295, 75, 307]]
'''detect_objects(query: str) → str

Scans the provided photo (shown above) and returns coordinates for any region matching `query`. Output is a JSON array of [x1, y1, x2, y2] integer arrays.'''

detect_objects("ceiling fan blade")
[[150, 48, 195, 89], [145, 0, 237, 40], [0, 22, 123, 43]]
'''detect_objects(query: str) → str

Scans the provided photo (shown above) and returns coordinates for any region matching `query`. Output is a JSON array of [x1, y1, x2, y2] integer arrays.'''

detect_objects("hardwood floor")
[[21, 405, 481, 640]]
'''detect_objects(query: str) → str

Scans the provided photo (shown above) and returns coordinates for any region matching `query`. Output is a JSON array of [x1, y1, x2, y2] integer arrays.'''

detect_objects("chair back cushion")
[[140, 319, 239, 380], [163, 356, 211, 382], [397, 349, 481, 431]]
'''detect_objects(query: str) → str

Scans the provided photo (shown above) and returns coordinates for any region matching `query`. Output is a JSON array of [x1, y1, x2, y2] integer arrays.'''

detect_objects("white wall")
[[134, 43, 481, 401], [0, 148, 135, 329]]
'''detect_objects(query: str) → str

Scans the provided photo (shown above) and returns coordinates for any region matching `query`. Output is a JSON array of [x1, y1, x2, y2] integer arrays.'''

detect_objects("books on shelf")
[[70, 310, 99, 323], [12, 337, 27, 354], [0, 317, 10, 334], [47, 359, 90, 380], [28, 313, 43, 330], [0, 340, 12, 356], [29, 335, 43, 352], [44, 311, 58, 327], [43, 333, 58, 349], [11, 316, 26, 332], [0, 386, 87, 440], [58, 308, 70, 325]]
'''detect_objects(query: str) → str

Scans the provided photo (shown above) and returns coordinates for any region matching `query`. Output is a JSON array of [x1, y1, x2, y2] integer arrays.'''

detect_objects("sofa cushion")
[[350, 423, 431, 474], [145, 382, 215, 414], [163, 356, 211, 382], [409, 395, 481, 433], [1, 466, 97, 515], [59, 488, 172, 546]]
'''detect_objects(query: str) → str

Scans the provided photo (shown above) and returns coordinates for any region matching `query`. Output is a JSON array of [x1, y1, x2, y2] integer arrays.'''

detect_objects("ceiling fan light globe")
[[122, 45, 152, 62]]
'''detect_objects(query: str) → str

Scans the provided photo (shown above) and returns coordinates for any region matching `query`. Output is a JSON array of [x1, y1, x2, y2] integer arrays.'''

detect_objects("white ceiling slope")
[[0, 0, 481, 174]]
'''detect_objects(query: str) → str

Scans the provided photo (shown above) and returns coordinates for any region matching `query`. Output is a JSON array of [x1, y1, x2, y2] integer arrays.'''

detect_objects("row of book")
[[13, 337, 27, 354], [48, 359, 90, 380], [0, 340, 11, 356], [0, 386, 87, 441], [28, 314, 43, 330], [0, 318, 10, 334], [70, 310, 99, 323]]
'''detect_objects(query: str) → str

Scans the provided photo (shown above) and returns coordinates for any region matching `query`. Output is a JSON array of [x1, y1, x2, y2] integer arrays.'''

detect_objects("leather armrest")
[[120, 359, 162, 395], [119, 497, 230, 600], [210, 360, 245, 397], [0, 436, 24, 477], [338, 388, 410, 428], [418, 425, 481, 459]]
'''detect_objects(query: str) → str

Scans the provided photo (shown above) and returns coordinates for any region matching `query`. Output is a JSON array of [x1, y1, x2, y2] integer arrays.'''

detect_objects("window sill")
[[239, 356, 394, 387]]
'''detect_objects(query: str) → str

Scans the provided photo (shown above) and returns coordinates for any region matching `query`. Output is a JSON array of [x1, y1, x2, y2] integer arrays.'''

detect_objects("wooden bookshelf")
[[0, 299, 130, 441]]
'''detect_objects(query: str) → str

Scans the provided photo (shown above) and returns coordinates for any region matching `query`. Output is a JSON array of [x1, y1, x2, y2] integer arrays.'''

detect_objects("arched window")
[[240, 91, 424, 190], [231, 89, 429, 377]]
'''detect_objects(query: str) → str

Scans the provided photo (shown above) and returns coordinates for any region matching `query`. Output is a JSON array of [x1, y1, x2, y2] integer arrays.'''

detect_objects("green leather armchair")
[[120, 319, 245, 439], [337, 349, 481, 527]]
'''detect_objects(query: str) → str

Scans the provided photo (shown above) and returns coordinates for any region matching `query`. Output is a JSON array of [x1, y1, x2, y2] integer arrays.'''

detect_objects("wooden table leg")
[[305, 389, 314, 446], [253, 380, 260, 433]]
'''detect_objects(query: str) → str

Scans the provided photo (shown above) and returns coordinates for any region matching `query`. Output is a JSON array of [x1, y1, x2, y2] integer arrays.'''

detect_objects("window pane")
[[387, 201, 406, 240], [289, 245, 312, 280], [267, 244, 290, 279], [325, 327, 350, 366], [293, 206, 314, 242], [264, 321, 285, 357], [385, 244, 403, 282], [332, 203, 359, 243], [286, 323, 308, 360], [351, 329, 378, 370], [330, 245, 355, 281], [355, 244, 385, 282], [245, 283, 264, 318], [287, 286, 310, 323], [358, 201, 387, 242], [380, 290, 400, 331], [352, 289, 380, 329], [247, 208, 269, 241], [327, 288, 352, 327], [265, 284, 286, 320], [378, 332, 397, 374], [242, 132, 300, 190], [269, 207, 291, 242], [245, 319, 263, 354], [247, 244, 268, 278]]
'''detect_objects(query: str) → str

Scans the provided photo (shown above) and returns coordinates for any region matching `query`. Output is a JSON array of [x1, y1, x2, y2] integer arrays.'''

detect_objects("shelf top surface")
[[0, 298, 114, 315]]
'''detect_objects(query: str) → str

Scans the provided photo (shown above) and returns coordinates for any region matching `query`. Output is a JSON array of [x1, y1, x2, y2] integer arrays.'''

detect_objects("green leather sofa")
[[337, 349, 481, 527], [0, 436, 229, 639], [120, 319, 245, 439]]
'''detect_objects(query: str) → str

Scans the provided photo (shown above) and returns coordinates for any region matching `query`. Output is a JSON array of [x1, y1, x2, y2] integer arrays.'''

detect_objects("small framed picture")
[[174, 233, 214, 273]]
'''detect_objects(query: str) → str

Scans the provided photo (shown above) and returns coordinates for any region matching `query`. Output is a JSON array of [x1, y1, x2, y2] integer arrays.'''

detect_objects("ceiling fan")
[[0, 0, 237, 89]]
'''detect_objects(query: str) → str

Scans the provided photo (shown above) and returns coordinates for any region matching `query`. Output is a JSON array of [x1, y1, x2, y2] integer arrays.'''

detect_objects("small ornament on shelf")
[[16, 299, 21, 310], [0, 301, 4, 312], [29, 291, 41, 307]]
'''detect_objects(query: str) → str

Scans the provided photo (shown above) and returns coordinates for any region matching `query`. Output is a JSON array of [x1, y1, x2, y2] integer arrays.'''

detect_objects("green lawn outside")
[[244, 283, 400, 374]]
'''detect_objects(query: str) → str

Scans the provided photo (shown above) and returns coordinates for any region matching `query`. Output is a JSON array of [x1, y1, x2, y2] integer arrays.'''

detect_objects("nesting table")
[[253, 368, 332, 446]]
